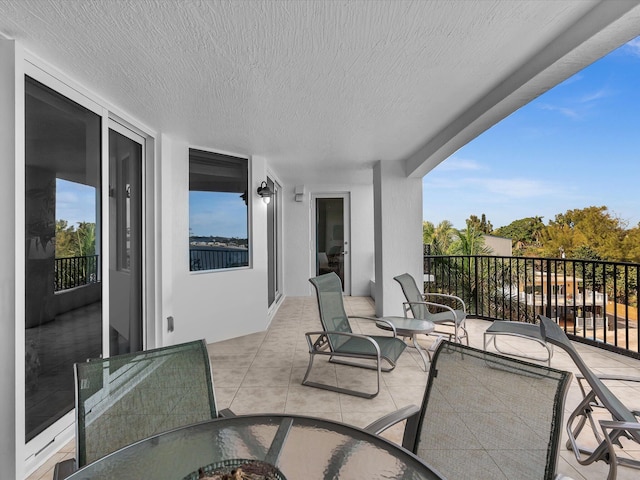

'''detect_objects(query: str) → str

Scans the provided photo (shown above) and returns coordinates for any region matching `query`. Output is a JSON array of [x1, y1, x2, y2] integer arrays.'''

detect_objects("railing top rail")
[[425, 254, 640, 269]]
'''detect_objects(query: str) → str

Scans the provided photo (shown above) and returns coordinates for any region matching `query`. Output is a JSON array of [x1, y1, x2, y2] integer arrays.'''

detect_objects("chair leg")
[[302, 352, 381, 398], [53, 459, 77, 480]]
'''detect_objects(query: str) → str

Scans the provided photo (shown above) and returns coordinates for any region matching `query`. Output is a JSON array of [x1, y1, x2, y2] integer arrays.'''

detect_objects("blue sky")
[[56, 179, 96, 227], [423, 36, 640, 231], [189, 191, 248, 238]]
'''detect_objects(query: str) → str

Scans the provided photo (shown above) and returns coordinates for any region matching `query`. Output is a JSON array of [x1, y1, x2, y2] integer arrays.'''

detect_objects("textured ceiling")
[[1, 0, 639, 184]]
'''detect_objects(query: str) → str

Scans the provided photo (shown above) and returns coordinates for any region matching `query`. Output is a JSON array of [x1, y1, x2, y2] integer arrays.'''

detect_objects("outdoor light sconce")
[[257, 181, 273, 204]]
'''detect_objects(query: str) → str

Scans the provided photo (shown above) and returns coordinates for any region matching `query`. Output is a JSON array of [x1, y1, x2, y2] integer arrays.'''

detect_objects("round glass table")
[[376, 317, 436, 371], [65, 414, 444, 479]]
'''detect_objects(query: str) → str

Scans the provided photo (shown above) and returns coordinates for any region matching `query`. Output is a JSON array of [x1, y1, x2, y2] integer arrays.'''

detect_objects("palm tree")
[[428, 220, 456, 254], [448, 225, 492, 256]]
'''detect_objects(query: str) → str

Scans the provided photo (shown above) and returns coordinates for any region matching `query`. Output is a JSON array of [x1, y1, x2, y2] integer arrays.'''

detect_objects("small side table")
[[376, 317, 435, 371]]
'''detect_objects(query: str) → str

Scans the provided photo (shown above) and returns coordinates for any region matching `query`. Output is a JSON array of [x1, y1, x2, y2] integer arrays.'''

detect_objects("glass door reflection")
[[108, 124, 143, 355]]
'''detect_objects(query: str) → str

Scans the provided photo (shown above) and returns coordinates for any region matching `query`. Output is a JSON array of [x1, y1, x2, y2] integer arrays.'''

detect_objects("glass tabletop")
[[66, 414, 444, 479]]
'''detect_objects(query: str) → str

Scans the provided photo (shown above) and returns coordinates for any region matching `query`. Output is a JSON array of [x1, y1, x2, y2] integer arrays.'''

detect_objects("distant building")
[[483, 234, 512, 256]]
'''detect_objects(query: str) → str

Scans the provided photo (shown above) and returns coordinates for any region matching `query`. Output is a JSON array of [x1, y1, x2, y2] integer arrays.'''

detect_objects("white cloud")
[[469, 177, 555, 198], [625, 37, 640, 57], [425, 175, 557, 199], [434, 157, 484, 172], [579, 88, 610, 103], [538, 103, 581, 119], [56, 190, 79, 204]]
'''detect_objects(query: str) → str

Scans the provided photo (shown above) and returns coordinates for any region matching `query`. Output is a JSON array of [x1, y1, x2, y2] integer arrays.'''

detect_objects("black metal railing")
[[424, 254, 640, 359], [54, 255, 99, 292], [190, 247, 249, 271]]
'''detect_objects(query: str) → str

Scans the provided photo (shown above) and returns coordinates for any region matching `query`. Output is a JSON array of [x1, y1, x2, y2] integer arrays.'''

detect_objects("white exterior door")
[[313, 193, 351, 295]]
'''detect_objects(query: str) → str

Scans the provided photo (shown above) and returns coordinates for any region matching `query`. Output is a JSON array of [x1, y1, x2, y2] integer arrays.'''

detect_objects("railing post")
[[546, 259, 553, 318], [474, 255, 479, 316]]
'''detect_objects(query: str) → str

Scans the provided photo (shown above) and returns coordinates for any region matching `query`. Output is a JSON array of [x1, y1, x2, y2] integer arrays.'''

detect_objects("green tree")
[[55, 220, 96, 258], [423, 221, 434, 246], [494, 216, 545, 255], [448, 223, 492, 256], [466, 214, 493, 234], [540, 206, 624, 260], [424, 220, 456, 254], [76, 222, 96, 256], [55, 220, 77, 258], [621, 226, 640, 263]]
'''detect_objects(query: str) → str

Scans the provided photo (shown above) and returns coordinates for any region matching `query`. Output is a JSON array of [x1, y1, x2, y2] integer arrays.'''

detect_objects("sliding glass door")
[[24, 78, 146, 445], [108, 123, 144, 356], [267, 176, 281, 307], [25, 76, 103, 441]]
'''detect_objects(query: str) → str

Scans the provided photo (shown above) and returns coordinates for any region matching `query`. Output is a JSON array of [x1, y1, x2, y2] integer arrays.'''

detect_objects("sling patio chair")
[[539, 315, 640, 480], [365, 340, 572, 480], [394, 272, 469, 344], [304, 272, 408, 398], [53, 339, 233, 480]]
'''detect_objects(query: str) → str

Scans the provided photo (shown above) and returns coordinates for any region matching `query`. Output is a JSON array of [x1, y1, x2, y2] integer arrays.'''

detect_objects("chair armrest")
[[600, 419, 640, 466], [577, 374, 640, 414], [600, 420, 640, 430], [423, 293, 467, 312], [349, 315, 398, 336], [304, 331, 382, 356], [363, 404, 420, 435], [403, 301, 459, 319], [583, 374, 640, 383]]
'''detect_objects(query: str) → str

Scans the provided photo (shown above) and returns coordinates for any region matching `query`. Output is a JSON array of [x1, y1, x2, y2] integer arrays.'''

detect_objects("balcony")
[[425, 255, 640, 359], [28, 295, 640, 480]]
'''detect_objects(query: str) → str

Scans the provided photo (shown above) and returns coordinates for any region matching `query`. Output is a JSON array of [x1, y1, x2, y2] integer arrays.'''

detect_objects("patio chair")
[[304, 272, 407, 398], [365, 340, 572, 480], [53, 339, 232, 480], [394, 272, 468, 344], [539, 315, 640, 480]]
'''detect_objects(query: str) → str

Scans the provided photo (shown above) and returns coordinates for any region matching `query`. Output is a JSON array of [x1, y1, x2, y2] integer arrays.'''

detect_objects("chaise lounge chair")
[[539, 315, 640, 480], [484, 318, 553, 366]]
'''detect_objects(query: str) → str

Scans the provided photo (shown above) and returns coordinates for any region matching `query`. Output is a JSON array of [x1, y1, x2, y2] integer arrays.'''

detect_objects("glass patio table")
[[376, 317, 436, 371], [65, 414, 444, 480]]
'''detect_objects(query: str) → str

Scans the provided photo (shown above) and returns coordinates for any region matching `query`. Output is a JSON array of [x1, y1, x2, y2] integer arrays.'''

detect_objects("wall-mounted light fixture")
[[257, 181, 273, 204]]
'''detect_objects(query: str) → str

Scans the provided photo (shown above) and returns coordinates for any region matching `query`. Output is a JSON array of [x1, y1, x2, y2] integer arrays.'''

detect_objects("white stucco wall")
[[373, 160, 423, 317], [283, 182, 375, 298], [160, 136, 271, 345]]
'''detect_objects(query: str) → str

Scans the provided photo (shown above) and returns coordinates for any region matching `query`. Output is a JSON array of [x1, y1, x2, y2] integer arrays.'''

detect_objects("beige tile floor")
[[28, 296, 640, 480]]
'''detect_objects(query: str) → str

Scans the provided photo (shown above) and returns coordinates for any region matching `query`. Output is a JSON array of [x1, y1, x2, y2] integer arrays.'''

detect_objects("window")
[[189, 149, 249, 271]]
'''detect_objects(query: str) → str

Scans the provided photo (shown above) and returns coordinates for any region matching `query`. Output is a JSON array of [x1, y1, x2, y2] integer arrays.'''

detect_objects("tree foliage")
[[493, 216, 545, 255], [55, 220, 96, 258], [466, 214, 493, 234], [426, 206, 640, 263], [449, 224, 492, 256], [538, 206, 625, 260], [423, 220, 456, 254]]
